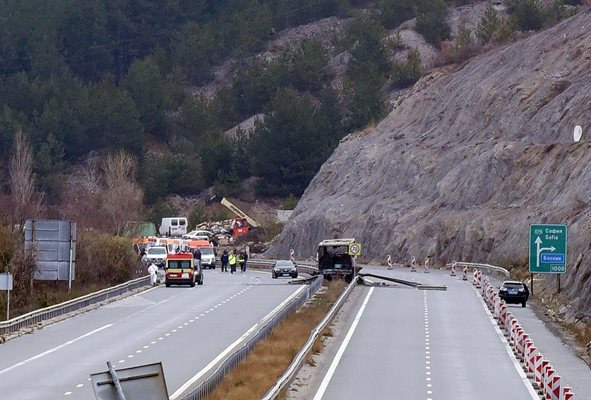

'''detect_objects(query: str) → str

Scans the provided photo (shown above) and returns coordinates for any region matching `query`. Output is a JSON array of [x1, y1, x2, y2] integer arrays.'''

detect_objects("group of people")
[[220, 249, 248, 274]]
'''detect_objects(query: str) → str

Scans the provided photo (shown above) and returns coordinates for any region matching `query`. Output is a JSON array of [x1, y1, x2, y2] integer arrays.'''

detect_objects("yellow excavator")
[[208, 196, 260, 237]]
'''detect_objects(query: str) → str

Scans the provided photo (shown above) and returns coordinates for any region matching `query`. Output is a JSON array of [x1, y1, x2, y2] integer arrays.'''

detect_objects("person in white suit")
[[148, 263, 159, 286]]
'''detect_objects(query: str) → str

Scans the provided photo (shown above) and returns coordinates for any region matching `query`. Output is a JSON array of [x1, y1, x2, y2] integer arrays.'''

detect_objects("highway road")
[[0, 269, 300, 400], [307, 266, 540, 400]]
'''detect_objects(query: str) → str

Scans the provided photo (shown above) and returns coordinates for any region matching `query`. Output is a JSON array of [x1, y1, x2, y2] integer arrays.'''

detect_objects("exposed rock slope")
[[269, 10, 591, 320]]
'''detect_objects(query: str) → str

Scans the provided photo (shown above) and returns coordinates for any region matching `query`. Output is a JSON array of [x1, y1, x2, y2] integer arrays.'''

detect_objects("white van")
[[159, 217, 188, 237]]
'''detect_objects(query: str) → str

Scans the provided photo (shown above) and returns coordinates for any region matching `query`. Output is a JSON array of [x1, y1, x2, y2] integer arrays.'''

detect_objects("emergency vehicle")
[[165, 253, 203, 287]]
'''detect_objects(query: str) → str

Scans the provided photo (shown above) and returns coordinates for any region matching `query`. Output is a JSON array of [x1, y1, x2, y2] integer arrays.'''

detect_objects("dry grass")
[[202, 280, 346, 400]]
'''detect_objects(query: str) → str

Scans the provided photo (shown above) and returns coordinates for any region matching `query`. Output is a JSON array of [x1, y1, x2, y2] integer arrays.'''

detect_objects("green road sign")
[[529, 224, 567, 274]]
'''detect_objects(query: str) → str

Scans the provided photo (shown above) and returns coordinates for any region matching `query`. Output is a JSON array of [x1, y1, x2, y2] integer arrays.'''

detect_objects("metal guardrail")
[[177, 276, 323, 400], [262, 275, 360, 400], [450, 262, 510, 279], [0, 276, 150, 336], [248, 258, 319, 276]]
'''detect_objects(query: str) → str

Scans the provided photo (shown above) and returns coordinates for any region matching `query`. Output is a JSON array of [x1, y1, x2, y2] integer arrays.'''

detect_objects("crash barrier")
[[177, 276, 323, 400], [262, 275, 361, 400], [249, 258, 318, 276], [0, 275, 151, 336], [358, 272, 447, 291], [479, 275, 575, 400], [450, 261, 510, 280]]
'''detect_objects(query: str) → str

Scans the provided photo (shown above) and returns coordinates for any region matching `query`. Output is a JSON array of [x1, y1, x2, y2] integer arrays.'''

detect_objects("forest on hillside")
[[0, 0, 581, 212]]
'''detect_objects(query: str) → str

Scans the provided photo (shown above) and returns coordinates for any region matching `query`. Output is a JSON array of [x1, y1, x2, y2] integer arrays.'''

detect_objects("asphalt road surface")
[[310, 266, 540, 400], [0, 269, 299, 400]]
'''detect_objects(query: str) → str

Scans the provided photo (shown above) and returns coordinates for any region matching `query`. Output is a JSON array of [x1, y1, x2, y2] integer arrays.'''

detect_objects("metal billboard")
[[90, 362, 169, 400], [24, 219, 76, 281]]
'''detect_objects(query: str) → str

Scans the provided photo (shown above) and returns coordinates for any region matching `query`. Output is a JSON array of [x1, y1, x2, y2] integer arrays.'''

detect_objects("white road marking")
[[136, 350, 142, 353], [170, 284, 308, 400], [76, 384, 83, 388], [118, 360, 125, 363], [64, 392, 72, 396], [151, 341, 157, 344], [473, 287, 539, 399], [144, 346, 149, 349], [128, 355, 133, 358], [312, 288, 374, 400], [0, 324, 113, 376]]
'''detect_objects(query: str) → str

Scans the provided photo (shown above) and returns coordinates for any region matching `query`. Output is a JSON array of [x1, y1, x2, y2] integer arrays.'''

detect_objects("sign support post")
[[6, 285, 9, 320]]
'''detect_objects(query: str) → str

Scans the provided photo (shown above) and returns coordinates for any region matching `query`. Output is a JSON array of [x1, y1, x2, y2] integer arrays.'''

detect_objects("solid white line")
[[312, 287, 374, 400], [169, 284, 308, 400], [472, 287, 539, 399], [0, 324, 113, 376]]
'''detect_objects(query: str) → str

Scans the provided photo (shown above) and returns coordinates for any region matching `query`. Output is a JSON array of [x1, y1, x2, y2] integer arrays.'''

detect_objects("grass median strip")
[[202, 280, 346, 400]]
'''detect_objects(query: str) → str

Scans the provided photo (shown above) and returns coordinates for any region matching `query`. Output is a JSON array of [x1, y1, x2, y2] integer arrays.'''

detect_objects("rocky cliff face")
[[268, 10, 591, 320]]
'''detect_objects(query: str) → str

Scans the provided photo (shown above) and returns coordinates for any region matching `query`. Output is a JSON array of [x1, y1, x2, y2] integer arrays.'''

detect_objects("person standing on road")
[[229, 250, 237, 274], [148, 263, 158, 286], [193, 248, 202, 261], [238, 251, 245, 273], [221, 250, 229, 272]]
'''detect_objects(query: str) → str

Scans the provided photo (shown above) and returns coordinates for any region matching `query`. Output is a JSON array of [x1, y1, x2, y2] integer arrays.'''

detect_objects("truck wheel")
[[165, 282, 171, 287], [272, 271, 277, 279], [292, 273, 298, 279]]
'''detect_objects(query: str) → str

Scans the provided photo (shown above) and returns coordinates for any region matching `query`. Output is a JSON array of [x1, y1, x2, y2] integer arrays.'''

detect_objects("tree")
[[477, 4, 500, 44], [378, 0, 415, 29], [251, 88, 324, 196], [508, 0, 544, 31], [290, 40, 331, 92], [9, 131, 43, 229], [414, 0, 451, 47], [101, 151, 144, 236], [122, 58, 167, 139]]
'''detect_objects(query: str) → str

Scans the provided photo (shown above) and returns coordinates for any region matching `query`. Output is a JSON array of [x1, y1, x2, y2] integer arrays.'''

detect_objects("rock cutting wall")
[[268, 10, 591, 320]]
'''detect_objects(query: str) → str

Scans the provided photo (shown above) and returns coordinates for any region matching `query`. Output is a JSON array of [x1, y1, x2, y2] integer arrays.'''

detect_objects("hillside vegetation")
[[0, 0, 584, 315]]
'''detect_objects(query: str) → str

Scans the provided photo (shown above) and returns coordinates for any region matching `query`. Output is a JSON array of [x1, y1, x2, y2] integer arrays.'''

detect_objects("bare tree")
[[9, 131, 43, 229], [101, 151, 144, 236]]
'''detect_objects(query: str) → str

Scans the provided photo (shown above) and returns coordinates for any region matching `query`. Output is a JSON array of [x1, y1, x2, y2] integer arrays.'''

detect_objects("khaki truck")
[[317, 238, 362, 282]]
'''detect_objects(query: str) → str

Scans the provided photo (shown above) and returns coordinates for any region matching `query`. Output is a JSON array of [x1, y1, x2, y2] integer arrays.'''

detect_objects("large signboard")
[[0, 273, 13, 291], [529, 224, 567, 274], [24, 219, 76, 281], [90, 362, 169, 400]]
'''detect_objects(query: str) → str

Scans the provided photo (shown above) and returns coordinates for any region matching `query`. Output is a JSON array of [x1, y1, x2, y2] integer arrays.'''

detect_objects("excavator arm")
[[208, 196, 260, 228]]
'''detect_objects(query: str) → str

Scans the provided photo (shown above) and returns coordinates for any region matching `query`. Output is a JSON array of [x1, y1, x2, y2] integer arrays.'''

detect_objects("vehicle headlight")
[[518, 288, 525, 292], [500, 288, 507, 292]]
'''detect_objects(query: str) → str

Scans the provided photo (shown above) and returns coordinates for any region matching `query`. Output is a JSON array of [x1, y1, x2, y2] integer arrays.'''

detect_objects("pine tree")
[[476, 4, 500, 44]]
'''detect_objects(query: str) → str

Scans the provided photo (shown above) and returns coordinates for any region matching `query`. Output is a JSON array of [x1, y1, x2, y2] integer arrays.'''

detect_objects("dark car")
[[272, 260, 298, 279], [499, 281, 529, 307]]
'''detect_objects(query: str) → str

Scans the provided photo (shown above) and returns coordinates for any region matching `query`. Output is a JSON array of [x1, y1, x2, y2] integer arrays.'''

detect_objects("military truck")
[[317, 238, 362, 282]]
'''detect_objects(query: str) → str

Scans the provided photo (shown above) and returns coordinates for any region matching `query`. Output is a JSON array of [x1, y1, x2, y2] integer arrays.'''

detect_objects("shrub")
[[282, 193, 298, 210], [76, 233, 139, 285], [391, 47, 422, 88]]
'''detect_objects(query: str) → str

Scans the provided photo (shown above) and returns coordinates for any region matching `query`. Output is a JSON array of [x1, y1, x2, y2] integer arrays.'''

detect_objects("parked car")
[[272, 260, 298, 279], [144, 246, 167, 267], [499, 280, 529, 307]]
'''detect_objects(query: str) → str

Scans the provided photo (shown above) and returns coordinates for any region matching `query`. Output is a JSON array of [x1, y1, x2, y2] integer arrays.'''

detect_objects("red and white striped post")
[[563, 387, 575, 400], [410, 256, 417, 272], [424, 257, 430, 273], [387, 255, 393, 270], [451, 261, 457, 276], [533, 354, 544, 388], [462, 265, 468, 280], [290, 248, 295, 263]]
